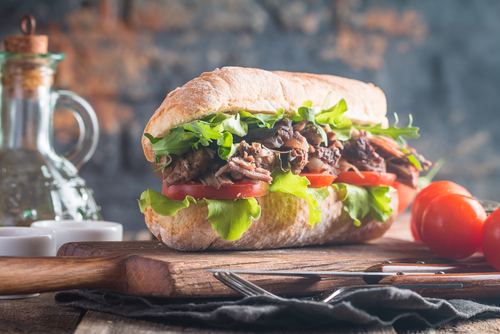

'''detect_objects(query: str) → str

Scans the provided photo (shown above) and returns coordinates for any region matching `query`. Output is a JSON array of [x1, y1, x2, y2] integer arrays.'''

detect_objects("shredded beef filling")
[[246, 118, 309, 151], [310, 146, 341, 165], [163, 147, 215, 188], [221, 141, 276, 183], [386, 162, 419, 188], [341, 131, 386, 173], [161, 117, 432, 189], [199, 168, 233, 188]]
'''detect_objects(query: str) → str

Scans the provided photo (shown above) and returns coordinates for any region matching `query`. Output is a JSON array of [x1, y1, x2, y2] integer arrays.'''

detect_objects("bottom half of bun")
[[143, 186, 399, 251]]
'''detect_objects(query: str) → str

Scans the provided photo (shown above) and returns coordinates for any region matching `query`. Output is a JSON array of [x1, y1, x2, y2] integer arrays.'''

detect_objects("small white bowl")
[[0, 227, 57, 256], [0, 227, 57, 299], [31, 220, 123, 251]]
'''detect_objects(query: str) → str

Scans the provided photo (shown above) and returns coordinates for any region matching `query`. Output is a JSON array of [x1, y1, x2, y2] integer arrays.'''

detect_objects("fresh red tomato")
[[481, 208, 500, 270], [300, 173, 336, 188], [334, 172, 396, 187], [421, 194, 486, 260], [411, 181, 471, 241], [393, 181, 417, 214], [163, 181, 270, 201], [410, 217, 422, 243]]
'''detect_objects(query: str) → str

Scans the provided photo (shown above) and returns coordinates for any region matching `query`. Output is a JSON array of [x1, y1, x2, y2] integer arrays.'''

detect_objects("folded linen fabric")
[[55, 286, 500, 330]]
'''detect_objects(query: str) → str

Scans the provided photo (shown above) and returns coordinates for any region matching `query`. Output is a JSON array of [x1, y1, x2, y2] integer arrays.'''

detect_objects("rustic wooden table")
[[2, 214, 500, 334]]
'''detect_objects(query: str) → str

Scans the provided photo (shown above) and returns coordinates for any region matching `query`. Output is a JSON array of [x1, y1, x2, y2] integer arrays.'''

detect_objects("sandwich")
[[138, 67, 431, 251]]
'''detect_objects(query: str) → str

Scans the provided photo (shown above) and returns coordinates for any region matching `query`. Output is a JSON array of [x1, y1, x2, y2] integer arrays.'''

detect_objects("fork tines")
[[213, 272, 279, 298]]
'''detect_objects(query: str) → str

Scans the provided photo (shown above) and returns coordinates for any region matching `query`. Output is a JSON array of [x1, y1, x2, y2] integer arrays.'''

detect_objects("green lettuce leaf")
[[298, 104, 328, 144], [239, 109, 284, 129], [217, 132, 238, 160], [366, 186, 393, 223], [269, 170, 329, 226], [205, 198, 261, 241], [218, 113, 248, 137], [289, 98, 353, 144], [145, 128, 192, 167], [183, 120, 223, 141], [315, 97, 352, 141], [201, 113, 232, 124], [145, 111, 283, 166], [138, 189, 195, 216], [288, 109, 304, 123], [137, 190, 261, 241], [307, 187, 331, 209], [332, 183, 393, 226]]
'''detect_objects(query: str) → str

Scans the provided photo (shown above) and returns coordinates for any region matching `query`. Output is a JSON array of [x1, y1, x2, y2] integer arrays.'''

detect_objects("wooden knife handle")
[[379, 272, 500, 298], [0, 256, 125, 295]]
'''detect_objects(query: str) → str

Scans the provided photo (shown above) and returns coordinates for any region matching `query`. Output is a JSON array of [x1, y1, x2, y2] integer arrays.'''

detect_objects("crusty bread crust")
[[144, 186, 398, 251], [142, 67, 387, 162]]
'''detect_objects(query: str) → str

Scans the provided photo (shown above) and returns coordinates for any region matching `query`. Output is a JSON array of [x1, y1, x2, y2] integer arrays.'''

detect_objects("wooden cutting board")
[[0, 217, 466, 298], [56, 237, 439, 298]]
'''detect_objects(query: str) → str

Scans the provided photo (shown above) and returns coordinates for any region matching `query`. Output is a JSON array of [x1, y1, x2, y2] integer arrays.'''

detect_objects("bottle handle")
[[53, 90, 99, 169]]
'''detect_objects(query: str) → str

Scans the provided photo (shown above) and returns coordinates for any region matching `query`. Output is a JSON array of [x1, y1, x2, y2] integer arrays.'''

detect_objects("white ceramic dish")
[[0, 227, 57, 299], [31, 220, 123, 251]]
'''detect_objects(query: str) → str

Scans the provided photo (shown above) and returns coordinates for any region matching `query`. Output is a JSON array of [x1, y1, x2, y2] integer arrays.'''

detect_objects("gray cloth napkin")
[[54, 287, 500, 330]]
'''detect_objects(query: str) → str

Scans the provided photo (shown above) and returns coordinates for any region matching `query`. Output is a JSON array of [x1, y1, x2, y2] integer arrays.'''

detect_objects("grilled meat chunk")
[[365, 134, 432, 188], [386, 162, 419, 188], [306, 146, 340, 174], [341, 131, 385, 173], [301, 126, 323, 146], [310, 146, 341, 165], [247, 118, 309, 151], [218, 141, 276, 183], [281, 148, 308, 175], [163, 147, 215, 187], [238, 141, 277, 169], [199, 168, 234, 188], [227, 158, 273, 183]]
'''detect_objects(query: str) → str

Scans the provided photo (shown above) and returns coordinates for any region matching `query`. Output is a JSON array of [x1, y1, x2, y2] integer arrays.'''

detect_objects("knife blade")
[[365, 261, 496, 274], [210, 261, 498, 280], [378, 272, 500, 298]]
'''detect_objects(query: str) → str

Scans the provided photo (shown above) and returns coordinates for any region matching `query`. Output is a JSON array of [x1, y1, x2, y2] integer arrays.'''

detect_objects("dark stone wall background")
[[1, 0, 499, 231]]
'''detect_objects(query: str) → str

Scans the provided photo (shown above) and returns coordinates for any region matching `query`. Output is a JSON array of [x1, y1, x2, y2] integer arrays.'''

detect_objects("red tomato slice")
[[334, 172, 396, 187], [392, 181, 417, 215], [162, 181, 270, 201], [300, 173, 336, 188]]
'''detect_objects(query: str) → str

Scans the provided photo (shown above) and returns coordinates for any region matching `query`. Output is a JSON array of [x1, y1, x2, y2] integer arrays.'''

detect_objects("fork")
[[213, 271, 372, 303]]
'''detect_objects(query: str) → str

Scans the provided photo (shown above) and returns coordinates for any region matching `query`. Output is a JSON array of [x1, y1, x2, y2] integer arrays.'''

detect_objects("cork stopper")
[[4, 15, 48, 54]]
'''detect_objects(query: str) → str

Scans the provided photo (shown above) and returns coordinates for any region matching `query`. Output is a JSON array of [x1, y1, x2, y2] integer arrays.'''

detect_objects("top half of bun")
[[142, 67, 387, 162]]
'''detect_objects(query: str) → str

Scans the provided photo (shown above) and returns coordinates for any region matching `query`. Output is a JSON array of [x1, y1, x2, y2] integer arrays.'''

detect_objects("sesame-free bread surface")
[[144, 187, 398, 251], [142, 67, 387, 162]]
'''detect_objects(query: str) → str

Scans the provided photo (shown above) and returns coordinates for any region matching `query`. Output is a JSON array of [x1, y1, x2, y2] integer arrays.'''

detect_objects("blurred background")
[[1, 0, 499, 232]]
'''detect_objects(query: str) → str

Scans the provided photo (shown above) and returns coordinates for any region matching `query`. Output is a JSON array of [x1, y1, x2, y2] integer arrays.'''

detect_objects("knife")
[[208, 269, 427, 279], [209, 261, 497, 280], [209, 268, 500, 298]]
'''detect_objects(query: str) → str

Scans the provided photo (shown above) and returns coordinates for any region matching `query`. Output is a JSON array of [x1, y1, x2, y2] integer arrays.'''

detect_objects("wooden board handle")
[[379, 273, 500, 298], [0, 256, 125, 295]]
